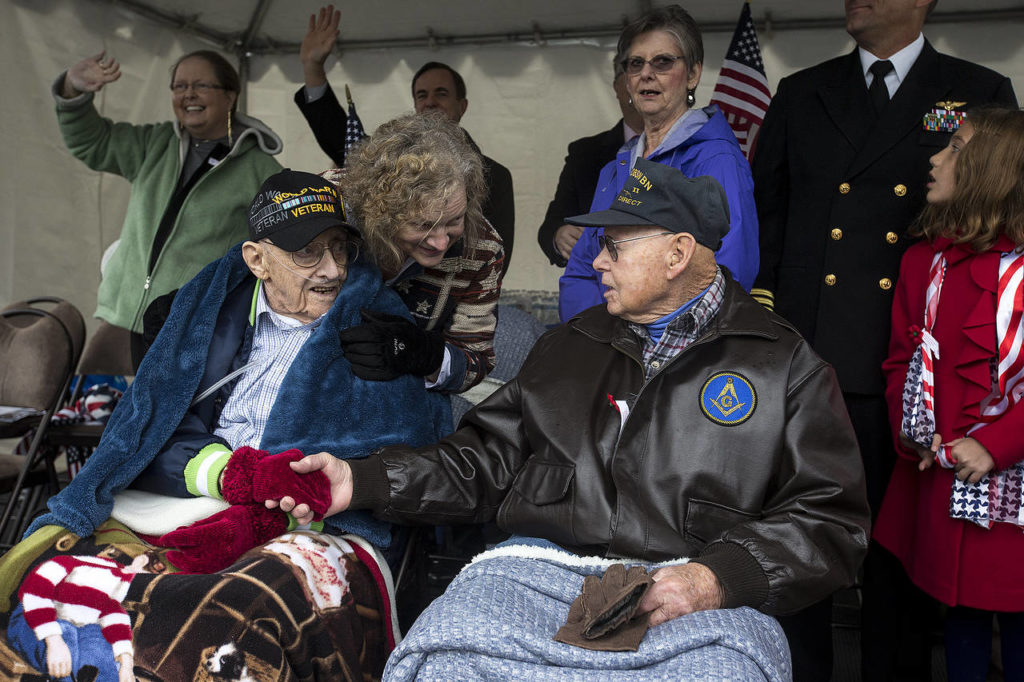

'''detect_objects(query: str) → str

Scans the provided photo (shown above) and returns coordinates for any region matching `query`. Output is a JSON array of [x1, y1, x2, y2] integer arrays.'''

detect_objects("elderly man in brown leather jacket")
[[277, 159, 870, 675]]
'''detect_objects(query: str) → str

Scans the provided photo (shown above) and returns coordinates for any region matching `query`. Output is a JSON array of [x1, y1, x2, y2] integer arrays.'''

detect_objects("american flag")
[[710, 1, 771, 160], [344, 84, 369, 166]]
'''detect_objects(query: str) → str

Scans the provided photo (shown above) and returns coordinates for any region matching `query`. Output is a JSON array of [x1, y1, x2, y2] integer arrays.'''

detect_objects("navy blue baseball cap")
[[247, 169, 358, 251], [566, 158, 730, 251]]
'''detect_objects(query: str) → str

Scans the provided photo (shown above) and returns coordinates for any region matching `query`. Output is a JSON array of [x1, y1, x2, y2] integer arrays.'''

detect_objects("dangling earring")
[[227, 110, 233, 147], [628, 95, 634, 108], [686, 89, 696, 107]]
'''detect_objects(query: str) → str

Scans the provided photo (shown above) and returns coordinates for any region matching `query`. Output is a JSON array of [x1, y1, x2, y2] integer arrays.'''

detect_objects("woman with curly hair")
[[331, 112, 504, 393]]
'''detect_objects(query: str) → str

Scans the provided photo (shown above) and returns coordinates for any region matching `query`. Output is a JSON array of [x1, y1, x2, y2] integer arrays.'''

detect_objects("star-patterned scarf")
[[902, 248, 1024, 528]]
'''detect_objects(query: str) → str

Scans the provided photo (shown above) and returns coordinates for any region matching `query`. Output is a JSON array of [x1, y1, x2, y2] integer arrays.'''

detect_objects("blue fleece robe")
[[26, 244, 452, 548], [558, 106, 759, 321]]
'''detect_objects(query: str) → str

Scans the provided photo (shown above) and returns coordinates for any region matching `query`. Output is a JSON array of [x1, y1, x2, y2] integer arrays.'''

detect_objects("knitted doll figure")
[[7, 552, 154, 682]]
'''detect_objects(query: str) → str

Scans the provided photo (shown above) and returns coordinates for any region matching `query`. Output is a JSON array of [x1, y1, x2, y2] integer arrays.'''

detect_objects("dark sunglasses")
[[620, 54, 685, 75], [598, 232, 674, 261]]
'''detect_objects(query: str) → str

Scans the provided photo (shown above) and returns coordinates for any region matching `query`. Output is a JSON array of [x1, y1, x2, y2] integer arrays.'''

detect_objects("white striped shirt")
[[213, 283, 321, 448]]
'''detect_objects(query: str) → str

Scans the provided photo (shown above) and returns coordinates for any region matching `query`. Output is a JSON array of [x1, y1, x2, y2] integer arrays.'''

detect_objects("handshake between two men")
[[157, 447, 334, 573]]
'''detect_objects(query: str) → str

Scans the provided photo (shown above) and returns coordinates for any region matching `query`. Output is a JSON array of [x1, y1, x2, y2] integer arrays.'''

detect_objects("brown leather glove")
[[554, 563, 653, 651]]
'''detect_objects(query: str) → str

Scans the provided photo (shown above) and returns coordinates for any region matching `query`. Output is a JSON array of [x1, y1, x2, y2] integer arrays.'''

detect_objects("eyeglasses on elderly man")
[[597, 232, 674, 262], [262, 239, 360, 269]]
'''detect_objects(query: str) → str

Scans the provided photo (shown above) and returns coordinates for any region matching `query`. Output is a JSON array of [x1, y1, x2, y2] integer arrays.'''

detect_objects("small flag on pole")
[[343, 84, 369, 166], [710, 1, 772, 161]]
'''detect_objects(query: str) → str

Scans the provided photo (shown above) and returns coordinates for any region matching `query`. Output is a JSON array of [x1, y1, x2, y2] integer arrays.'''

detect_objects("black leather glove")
[[554, 563, 653, 651], [338, 308, 446, 381]]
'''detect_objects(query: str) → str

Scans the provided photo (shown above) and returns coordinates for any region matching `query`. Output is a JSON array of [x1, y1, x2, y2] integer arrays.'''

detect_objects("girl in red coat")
[[875, 107, 1024, 681]]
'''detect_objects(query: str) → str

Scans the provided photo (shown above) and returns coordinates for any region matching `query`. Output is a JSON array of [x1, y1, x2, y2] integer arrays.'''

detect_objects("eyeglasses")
[[620, 54, 685, 75], [266, 240, 360, 268], [598, 232, 674, 262], [170, 81, 227, 94]]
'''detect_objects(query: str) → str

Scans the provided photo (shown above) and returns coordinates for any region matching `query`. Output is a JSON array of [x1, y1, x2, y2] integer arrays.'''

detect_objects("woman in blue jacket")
[[558, 5, 758, 321]]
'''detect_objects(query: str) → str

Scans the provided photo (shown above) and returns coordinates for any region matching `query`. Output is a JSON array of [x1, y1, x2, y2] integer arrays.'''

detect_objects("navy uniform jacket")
[[294, 84, 516, 276], [536, 121, 624, 266], [752, 42, 1016, 395]]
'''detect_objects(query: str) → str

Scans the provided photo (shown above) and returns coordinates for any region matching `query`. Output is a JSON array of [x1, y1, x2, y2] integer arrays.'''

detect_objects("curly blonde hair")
[[914, 107, 1024, 252], [341, 111, 487, 274]]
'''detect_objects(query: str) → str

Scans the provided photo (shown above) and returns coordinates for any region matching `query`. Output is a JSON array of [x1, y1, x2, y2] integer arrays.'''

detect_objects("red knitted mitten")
[[220, 446, 332, 519], [159, 503, 287, 574]]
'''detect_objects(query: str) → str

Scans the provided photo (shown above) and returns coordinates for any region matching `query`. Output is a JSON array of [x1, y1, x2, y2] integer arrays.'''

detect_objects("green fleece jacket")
[[55, 84, 283, 332]]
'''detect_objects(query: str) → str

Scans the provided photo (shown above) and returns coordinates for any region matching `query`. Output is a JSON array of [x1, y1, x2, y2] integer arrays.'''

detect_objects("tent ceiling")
[[88, 0, 1024, 54]]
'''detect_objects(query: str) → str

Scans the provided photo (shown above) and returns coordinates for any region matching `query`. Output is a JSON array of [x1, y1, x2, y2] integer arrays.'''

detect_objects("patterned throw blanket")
[[385, 542, 792, 682], [0, 525, 398, 681]]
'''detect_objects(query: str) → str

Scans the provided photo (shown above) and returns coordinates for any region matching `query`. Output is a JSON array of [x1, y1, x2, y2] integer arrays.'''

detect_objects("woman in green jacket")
[[55, 50, 283, 370]]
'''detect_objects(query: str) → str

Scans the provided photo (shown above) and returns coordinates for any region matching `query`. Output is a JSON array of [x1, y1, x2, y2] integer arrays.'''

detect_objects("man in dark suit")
[[752, 0, 1016, 678], [293, 6, 515, 275], [536, 62, 643, 266]]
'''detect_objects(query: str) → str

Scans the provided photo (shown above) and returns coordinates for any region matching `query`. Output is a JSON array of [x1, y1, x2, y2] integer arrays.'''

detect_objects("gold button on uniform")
[[879, 277, 893, 290], [831, 228, 843, 240], [839, 182, 851, 194], [886, 232, 898, 244], [825, 274, 837, 286], [894, 184, 907, 196]]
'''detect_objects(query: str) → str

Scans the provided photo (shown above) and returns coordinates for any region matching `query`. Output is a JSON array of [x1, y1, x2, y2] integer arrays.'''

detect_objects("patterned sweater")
[[19, 555, 134, 658], [320, 168, 503, 393]]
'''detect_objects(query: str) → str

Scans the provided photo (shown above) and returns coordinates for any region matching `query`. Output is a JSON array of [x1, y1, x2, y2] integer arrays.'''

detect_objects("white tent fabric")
[[2, 0, 1022, 333]]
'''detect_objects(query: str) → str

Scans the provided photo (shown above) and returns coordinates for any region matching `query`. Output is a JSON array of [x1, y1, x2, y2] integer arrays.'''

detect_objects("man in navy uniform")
[[751, 0, 1016, 678]]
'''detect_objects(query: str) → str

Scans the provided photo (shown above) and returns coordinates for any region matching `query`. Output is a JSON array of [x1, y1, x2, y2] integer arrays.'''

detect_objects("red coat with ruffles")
[[874, 235, 1024, 610]]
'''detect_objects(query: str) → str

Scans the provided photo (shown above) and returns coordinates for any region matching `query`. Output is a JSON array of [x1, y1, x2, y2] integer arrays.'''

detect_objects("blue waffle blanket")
[[385, 541, 792, 681]]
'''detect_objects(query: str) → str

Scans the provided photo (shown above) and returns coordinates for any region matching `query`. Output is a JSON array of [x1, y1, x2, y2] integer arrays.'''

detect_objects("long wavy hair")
[[341, 112, 487, 274], [914, 107, 1024, 251]]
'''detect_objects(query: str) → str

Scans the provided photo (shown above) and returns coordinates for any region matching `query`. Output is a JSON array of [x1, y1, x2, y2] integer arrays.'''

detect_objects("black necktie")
[[868, 60, 894, 115]]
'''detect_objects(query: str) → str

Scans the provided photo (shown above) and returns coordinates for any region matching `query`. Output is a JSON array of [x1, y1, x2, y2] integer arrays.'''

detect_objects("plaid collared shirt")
[[628, 268, 725, 381], [213, 283, 320, 449]]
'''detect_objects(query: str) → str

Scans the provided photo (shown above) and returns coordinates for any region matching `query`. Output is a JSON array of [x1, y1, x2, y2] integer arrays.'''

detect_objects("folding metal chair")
[[38, 321, 136, 482], [0, 297, 85, 550]]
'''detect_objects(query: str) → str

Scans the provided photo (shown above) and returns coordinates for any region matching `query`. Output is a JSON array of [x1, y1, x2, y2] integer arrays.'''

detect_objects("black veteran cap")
[[247, 169, 357, 251], [566, 157, 730, 251]]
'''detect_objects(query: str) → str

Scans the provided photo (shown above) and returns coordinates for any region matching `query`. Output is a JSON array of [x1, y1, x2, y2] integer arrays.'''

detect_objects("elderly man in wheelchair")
[[0, 169, 450, 681], [279, 161, 872, 681]]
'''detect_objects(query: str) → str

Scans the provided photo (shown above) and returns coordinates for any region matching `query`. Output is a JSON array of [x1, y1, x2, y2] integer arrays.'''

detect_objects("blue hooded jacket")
[[558, 106, 759, 321]]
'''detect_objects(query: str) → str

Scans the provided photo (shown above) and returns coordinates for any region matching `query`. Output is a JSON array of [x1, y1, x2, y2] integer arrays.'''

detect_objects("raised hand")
[[64, 51, 121, 98], [301, 4, 341, 87]]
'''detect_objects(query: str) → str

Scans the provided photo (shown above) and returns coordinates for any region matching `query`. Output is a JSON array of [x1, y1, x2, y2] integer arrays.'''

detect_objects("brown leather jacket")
[[349, 278, 870, 615]]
